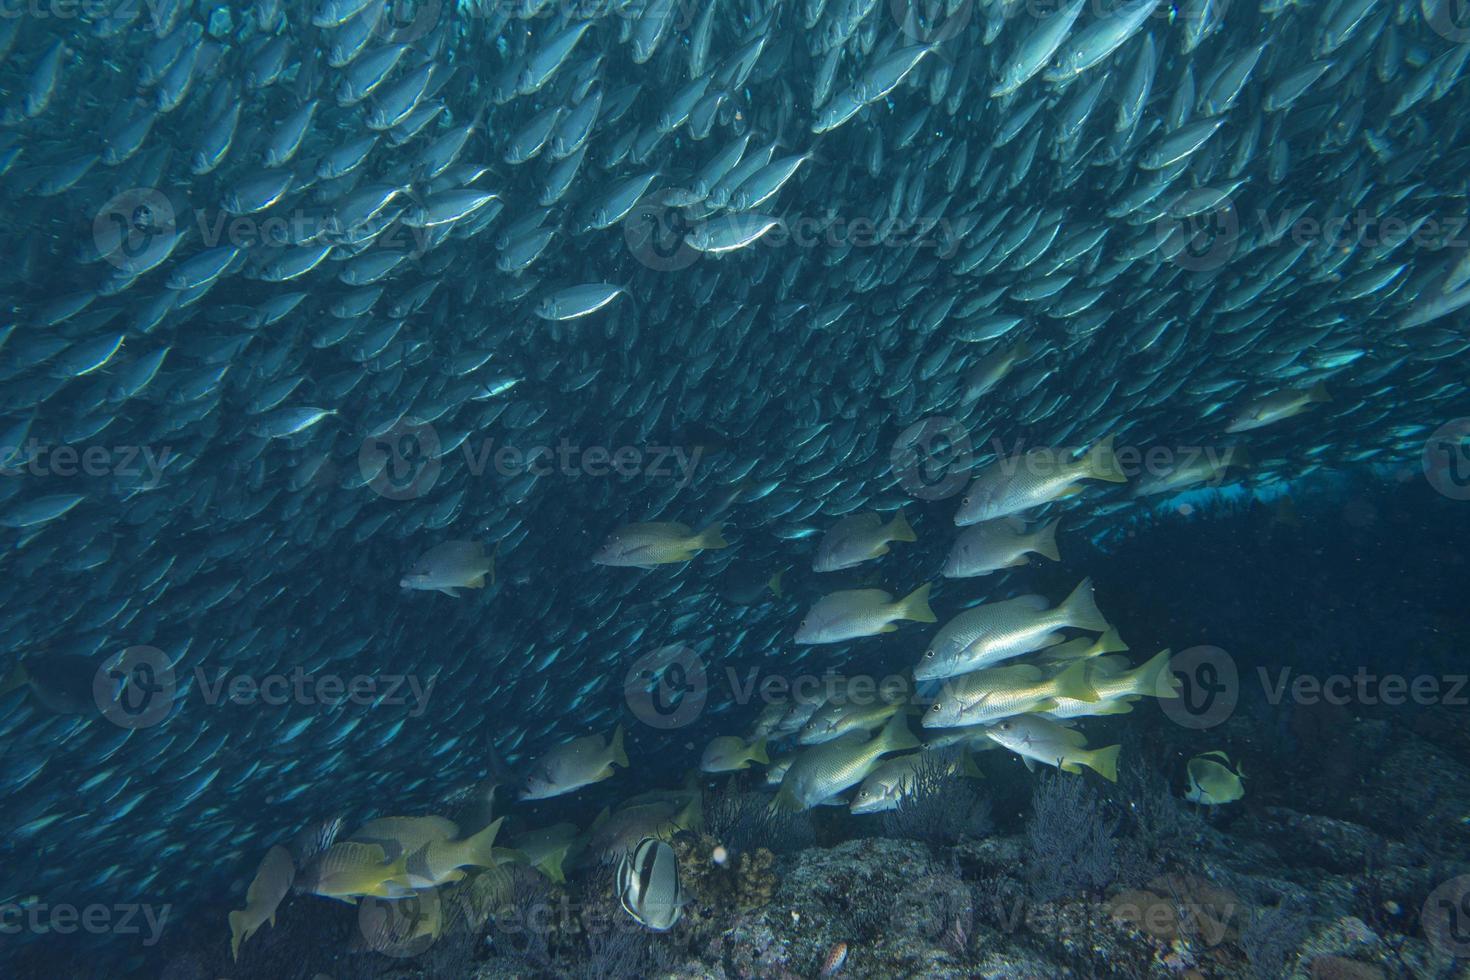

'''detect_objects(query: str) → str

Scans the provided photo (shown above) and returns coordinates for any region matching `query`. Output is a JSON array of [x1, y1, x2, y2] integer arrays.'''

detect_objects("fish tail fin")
[[770, 785, 802, 814], [609, 723, 629, 769], [1130, 648, 1178, 699], [1308, 381, 1331, 403], [461, 816, 506, 869], [898, 583, 937, 624], [887, 508, 917, 543], [541, 847, 567, 884], [1032, 519, 1061, 561], [881, 712, 920, 753], [960, 752, 984, 779], [1094, 625, 1129, 656], [1061, 577, 1110, 633], [749, 738, 769, 766], [228, 911, 246, 961], [1052, 661, 1100, 704], [695, 523, 729, 550], [1086, 744, 1121, 783], [1085, 434, 1129, 483], [767, 569, 784, 598]]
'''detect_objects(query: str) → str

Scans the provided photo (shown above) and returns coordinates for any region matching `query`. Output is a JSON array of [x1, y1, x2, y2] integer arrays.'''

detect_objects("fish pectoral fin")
[[465, 574, 486, 589]]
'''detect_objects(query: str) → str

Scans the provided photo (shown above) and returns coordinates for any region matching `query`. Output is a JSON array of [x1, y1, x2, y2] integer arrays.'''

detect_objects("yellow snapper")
[[923, 661, 1099, 728], [520, 725, 629, 800], [915, 578, 1110, 680], [228, 844, 294, 961], [812, 509, 917, 571], [700, 735, 770, 772], [954, 435, 1127, 525], [849, 751, 982, 814], [400, 540, 496, 597], [943, 517, 1061, 578], [1225, 382, 1329, 432], [983, 714, 1121, 782], [772, 713, 919, 811], [794, 584, 937, 644], [591, 521, 728, 567]]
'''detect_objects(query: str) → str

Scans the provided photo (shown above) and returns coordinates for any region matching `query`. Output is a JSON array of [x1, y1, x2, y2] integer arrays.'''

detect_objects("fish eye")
[[924, 650, 935, 658], [961, 496, 970, 505], [929, 703, 941, 712]]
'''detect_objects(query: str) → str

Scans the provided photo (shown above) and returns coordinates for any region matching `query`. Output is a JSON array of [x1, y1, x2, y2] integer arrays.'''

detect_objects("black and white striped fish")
[[614, 836, 685, 932]]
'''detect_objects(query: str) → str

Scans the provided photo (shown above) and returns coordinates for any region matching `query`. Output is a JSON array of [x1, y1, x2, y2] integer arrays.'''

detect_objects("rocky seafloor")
[[11, 705, 1470, 980]]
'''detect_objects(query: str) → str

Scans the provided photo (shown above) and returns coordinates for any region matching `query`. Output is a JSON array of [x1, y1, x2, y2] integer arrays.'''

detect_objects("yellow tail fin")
[[898, 583, 937, 623], [1092, 626, 1129, 656], [1086, 434, 1129, 483], [1128, 648, 1178, 699], [696, 523, 729, 550], [447, 816, 505, 871], [1086, 744, 1121, 783], [887, 508, 917, 543], [1051, 661, 1100, 704], [608, 724, 629, 768], [1061, 577, 1110, 633], [880, 712, 920, 753], [767, 569, 784, 598], [749, 738, 769, 766], [1032, 519, 1061, 561], [228, 910, 248, 961]]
